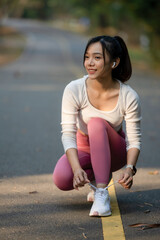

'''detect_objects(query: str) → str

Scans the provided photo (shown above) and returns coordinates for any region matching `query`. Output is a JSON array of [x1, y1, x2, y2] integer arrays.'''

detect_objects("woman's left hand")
[[118, 168, 134, 189]]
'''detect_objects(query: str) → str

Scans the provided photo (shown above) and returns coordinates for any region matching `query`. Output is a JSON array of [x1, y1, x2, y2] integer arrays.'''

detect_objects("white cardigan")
[[61, 75, 142, 152]]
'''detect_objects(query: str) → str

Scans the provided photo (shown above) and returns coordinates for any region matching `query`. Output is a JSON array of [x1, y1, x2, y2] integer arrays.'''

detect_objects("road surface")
[[0, 19, 160, 240]]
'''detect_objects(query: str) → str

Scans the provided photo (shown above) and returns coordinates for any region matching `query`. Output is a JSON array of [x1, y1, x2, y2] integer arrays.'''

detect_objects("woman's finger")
[[118, 173, 125, 181], [73, 179, 79, 190], [124, 175, 132, 184], [119, 174, 133, 189], [78, 172, 85, 183], [74, 176, 85, 188], [119, 174, 129, 184], [78, 171, 89, 185], [83, 172, 90, 183], [73, 170, 90, 189], [124, 179, 133, 189]]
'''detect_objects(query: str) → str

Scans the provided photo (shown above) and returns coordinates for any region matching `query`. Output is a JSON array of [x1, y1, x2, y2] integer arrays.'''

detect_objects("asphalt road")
[[0, 19, 160, 240]]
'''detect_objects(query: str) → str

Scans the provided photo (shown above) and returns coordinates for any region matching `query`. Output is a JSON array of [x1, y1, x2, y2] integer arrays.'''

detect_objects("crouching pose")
[[53, 35, 141, 217]]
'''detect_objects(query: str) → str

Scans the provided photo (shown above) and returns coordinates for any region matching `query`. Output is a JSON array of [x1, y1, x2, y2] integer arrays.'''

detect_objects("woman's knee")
[[53, 156, 74, 191], [53, 168, 73, 191], [87, 117, 107, 132]]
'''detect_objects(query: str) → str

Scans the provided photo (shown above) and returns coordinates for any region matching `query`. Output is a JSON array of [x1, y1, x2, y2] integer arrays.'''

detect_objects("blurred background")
[[0, 0, 160, 71], [0, 2, 160, 239]]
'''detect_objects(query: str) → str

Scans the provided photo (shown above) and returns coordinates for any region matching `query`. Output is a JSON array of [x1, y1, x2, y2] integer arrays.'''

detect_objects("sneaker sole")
[[89, 211, 112, 217], [87, 197, 94, 202]]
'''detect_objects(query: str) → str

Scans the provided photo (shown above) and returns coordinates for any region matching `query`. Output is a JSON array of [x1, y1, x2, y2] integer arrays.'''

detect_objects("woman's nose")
[[88, 58, 94, 65]]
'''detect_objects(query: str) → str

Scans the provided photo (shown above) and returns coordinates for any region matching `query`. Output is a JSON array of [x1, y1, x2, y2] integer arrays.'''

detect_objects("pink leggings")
[[53, 117, 127, 191]]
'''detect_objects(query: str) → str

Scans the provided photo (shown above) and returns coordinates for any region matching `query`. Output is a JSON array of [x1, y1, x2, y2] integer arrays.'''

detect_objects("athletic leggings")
[[53, 117, 127, 191]]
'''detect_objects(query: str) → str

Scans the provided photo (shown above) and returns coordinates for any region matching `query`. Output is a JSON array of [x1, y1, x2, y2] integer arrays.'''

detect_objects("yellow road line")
[[102, 180, 125, 240]]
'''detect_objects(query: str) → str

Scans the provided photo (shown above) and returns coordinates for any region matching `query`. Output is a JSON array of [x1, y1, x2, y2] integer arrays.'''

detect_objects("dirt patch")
[[0, 26, 26, 66]]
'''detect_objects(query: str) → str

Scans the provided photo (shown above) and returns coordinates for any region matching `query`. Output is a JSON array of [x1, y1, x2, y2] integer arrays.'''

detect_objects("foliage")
[[122, 0, 160, 34], [0, 0, 20, 19], [120, 0, 160, 61], [0, 0, 160, 62]]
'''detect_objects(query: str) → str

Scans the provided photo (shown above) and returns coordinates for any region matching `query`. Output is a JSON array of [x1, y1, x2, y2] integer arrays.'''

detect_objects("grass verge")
[[0, 26, 26, 66]]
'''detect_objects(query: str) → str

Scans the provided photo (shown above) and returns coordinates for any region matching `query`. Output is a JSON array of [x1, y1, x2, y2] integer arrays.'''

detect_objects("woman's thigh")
[[78, 119, 126, 172], [104, 122, 127, 171], [87, 117, 126, 174]]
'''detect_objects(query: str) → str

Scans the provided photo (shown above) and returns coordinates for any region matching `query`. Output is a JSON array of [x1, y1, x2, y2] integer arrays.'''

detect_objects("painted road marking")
[[102, 180, 125, 240]]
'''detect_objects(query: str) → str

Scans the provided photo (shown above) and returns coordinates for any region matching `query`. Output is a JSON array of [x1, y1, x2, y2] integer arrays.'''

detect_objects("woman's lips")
[[88, 69, 97, 74]]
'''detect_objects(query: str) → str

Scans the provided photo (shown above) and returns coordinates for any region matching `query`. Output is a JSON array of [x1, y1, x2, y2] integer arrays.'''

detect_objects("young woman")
[[53, 35, 141, 217]]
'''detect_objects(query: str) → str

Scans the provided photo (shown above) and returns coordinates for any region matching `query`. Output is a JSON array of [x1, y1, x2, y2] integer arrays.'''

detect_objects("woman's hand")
[[118, 168, 134, 189], [73, 168, 90, 190]]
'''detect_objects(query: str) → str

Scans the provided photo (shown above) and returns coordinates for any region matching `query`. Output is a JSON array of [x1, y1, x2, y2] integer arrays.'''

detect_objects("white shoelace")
[[89, 181, 118, 191]]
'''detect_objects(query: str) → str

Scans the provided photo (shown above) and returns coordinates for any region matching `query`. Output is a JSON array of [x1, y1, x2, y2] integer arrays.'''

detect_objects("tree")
[[122, 0, 160, 60], [0, 0, 20, 19]]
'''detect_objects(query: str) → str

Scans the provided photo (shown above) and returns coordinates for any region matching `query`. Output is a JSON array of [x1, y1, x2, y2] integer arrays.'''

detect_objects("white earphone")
[[112, 62, 116, 68]]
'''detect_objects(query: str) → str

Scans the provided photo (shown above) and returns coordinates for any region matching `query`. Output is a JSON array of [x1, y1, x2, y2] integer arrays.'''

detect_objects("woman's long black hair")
[[83, 35, 132, 82]]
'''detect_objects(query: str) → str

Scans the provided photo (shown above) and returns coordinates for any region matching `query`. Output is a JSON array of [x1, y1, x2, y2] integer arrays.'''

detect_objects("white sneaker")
[[87, 176, 112, 203], [89, 187, 111, 217], [87, 190, 94, 202], [87, 180, 96, 202]]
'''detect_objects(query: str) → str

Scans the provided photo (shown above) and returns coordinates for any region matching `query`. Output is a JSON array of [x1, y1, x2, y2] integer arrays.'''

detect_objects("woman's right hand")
[[73, 168, 90, 190]]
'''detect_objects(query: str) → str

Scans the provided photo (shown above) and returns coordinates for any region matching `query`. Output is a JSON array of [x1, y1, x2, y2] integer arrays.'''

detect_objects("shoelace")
[[89, 181, 118, 191], [95, 189, 108, 201]]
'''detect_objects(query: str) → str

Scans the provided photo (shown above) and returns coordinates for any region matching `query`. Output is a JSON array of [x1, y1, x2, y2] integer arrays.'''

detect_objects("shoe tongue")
[[97, 188, 107, 194], [98, 188, 106, 191], [97, 188, 108, 196]]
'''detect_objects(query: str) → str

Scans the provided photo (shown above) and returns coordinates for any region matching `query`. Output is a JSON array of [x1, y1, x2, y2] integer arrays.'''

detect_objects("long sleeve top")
[[61, 75, 142, 152]]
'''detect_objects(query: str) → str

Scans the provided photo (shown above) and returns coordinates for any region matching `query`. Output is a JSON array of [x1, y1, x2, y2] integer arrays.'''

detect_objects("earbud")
[[112, 62, 116, 68]]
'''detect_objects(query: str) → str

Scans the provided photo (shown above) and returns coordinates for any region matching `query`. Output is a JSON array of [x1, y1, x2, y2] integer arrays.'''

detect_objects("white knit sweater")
[[61, 75, 142, 152]]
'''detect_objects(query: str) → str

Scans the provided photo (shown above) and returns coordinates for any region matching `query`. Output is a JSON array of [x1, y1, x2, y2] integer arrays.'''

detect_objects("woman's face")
[[84, 42, 112, 79]]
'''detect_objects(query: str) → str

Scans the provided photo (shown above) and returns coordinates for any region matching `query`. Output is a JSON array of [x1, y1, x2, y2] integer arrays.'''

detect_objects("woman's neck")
[[87, 75, 116, 92]]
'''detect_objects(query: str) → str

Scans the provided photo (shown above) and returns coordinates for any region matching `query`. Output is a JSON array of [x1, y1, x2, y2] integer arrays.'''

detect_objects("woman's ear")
[[112, 62, 116, 68], [112, 58, 120, 68]]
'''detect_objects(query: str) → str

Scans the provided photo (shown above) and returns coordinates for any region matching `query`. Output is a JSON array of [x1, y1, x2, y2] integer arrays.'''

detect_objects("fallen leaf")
[[129, 223, 160, 230], [144, 209, 150, 213], [137, 204, 144, 208], [144, 202, 153, 207], [148, 171, 159, 175], [29, 191, 38, 194], [78, 227, 85, 230], [82, 232, 87, 239]]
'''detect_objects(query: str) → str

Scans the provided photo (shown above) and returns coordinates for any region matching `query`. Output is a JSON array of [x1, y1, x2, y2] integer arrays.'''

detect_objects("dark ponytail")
[[112, 36, 132, 82], [83, 35, 132, 82]]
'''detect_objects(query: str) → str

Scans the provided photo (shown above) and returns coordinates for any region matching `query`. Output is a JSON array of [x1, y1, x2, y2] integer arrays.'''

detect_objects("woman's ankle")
[[96, 183, 107, 189]]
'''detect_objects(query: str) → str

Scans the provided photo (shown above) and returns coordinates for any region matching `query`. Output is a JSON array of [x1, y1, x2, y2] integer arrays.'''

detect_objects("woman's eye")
[[85, 55, 89, 59], [95, 56, 101, 60]]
